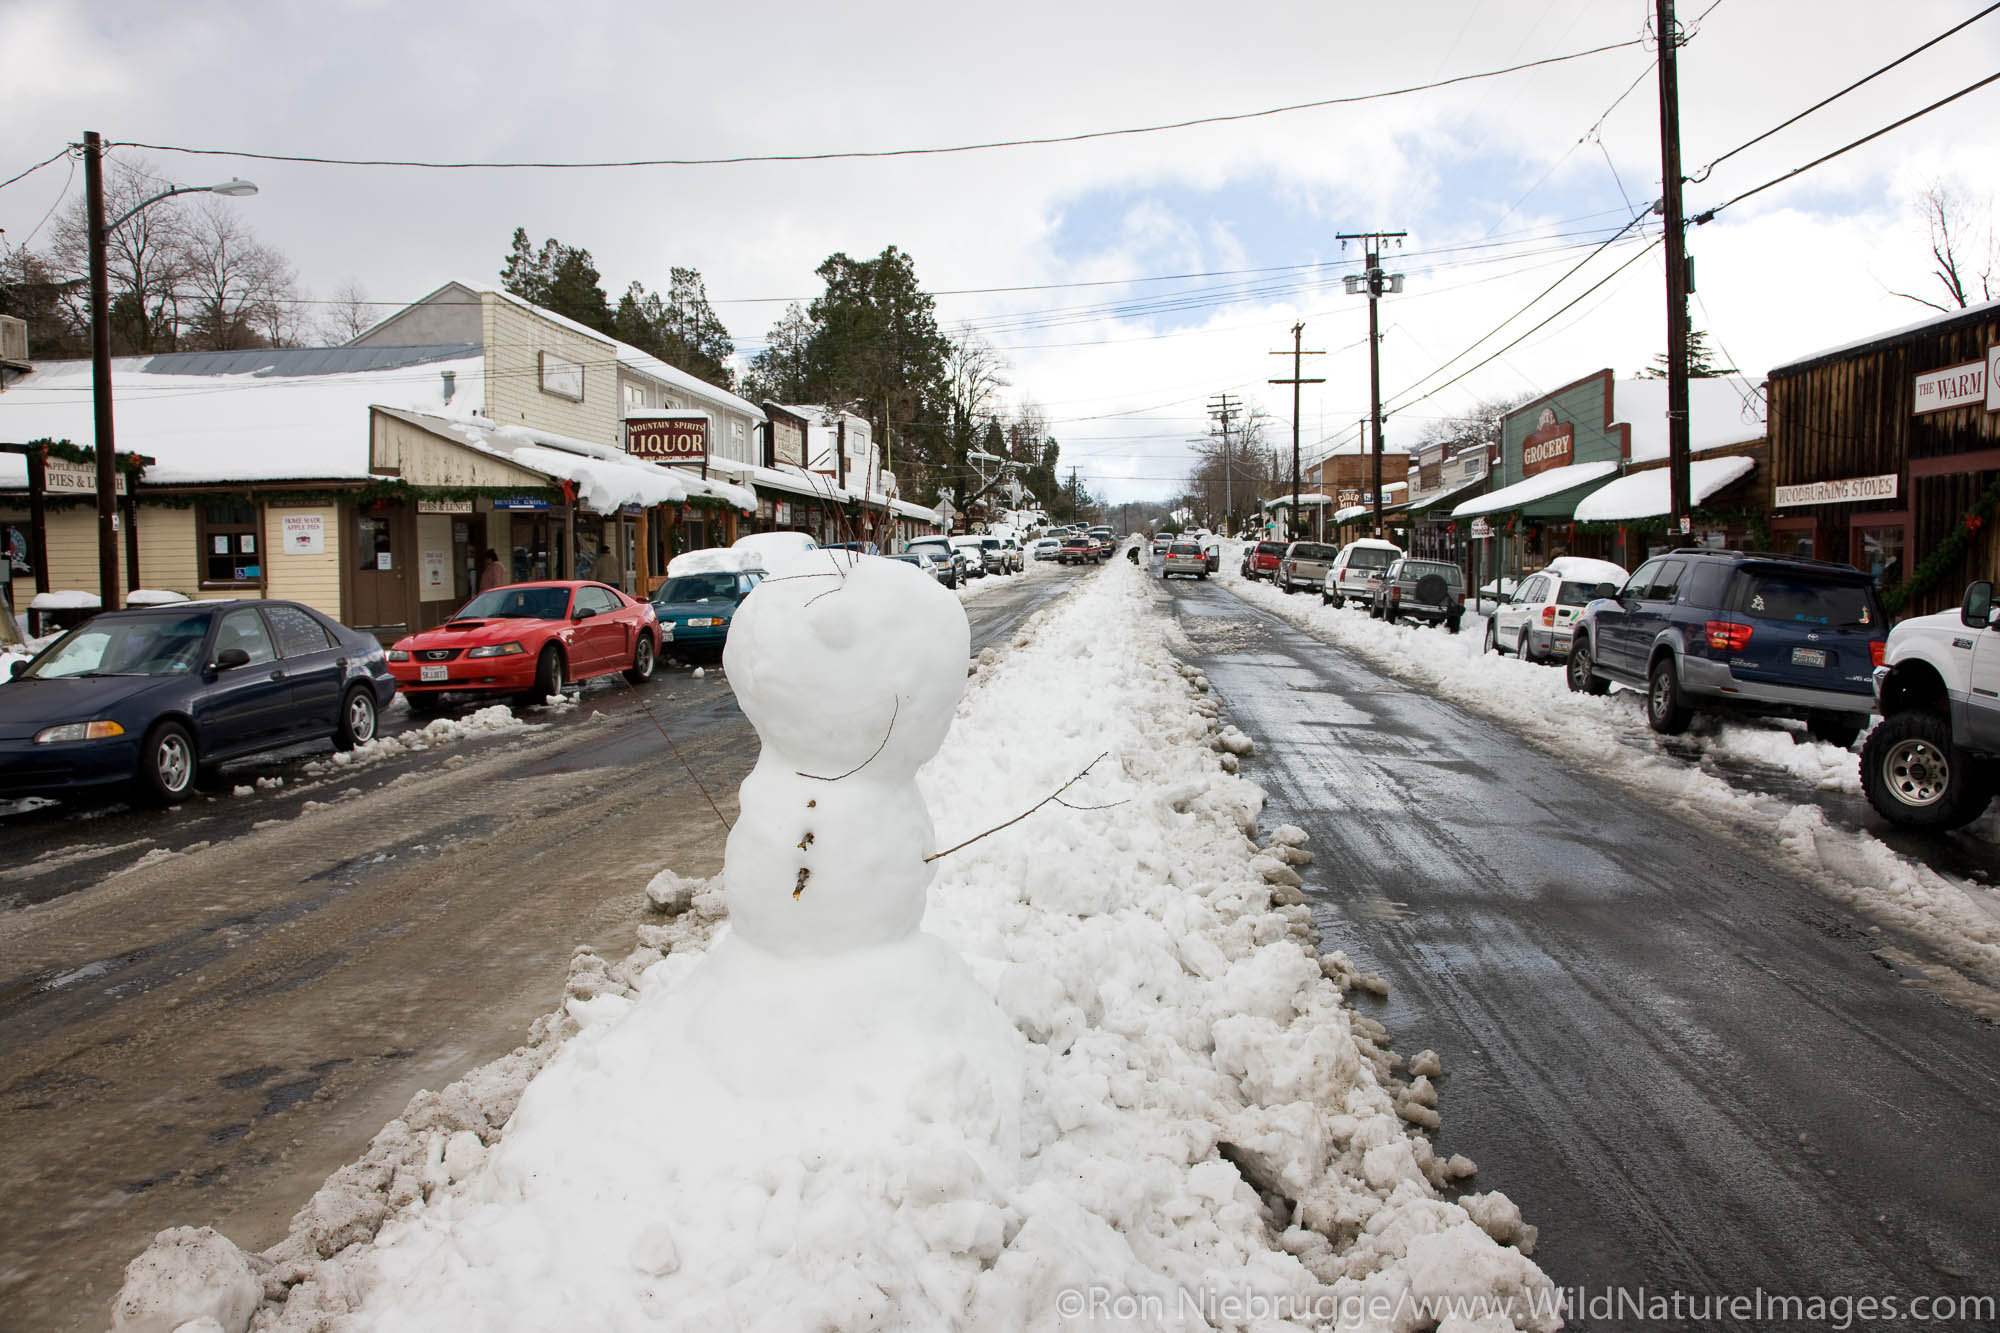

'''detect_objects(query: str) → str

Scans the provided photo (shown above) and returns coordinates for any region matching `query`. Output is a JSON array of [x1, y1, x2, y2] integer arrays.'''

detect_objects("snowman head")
[[724, 550, 970, 780]]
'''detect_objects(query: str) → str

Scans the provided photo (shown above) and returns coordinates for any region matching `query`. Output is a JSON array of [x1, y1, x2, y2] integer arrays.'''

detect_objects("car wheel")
[[136, 720, 197, 805], [522, 644, 565, 705], [1646, 656, 1693, 735], [1805, 711, 1862, 750], [1567, 635, 1610, 695], [1328, 593, 1343, 609], [334, 686, 378, 751], [1198, 571, 1208, 580], [1860, 711, 1992, 829], [625, 634, 656, 685], [1518, 629, 1536, 663], [1483, 620, 1499, 654], [1384, 603, 1398, 624]]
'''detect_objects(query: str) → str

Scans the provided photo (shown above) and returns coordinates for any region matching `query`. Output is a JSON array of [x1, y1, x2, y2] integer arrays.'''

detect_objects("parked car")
[[1322, 539, 1403, 607], [1566, 549, 1885, 742], [1151, 532, 1176, 557], [948, 535, 989, 578], [1059, 536, 1100, 565], [1275, 541, 1341, 594], [1241, 540, 1288, 580], [649, 570, 764, 659], [391, 581, 661, 709], [1373, 557, 1466, 631], [886, 551, 953, 586], [1859, 579, 2000, 829], [1161, 541, 1208, 580], [905, 536, 967, 586], [1032, 537, 1062, 561], [0, 600, 396, 804], [824, 540, 880, 557], [1485, 557, 1629, 662]]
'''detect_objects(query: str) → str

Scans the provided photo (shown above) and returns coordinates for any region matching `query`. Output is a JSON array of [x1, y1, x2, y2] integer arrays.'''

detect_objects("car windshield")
[[1556, 580, 1602, 607], [1405, 562, 1462, 583], [23, 613, 212, 679], [655, 575, 741, 604], [1737, 573, 1877, 628], [1257, 542, 1287, 555], [453, 586, 572, 621], [1348, 548, 1396, 570]]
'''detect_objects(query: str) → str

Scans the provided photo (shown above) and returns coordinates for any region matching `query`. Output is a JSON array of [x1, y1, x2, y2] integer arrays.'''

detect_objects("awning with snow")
[[1572, 456, 1757, 523], [1262, 492, 1333, 510], [1450, 461, 1618, 521]]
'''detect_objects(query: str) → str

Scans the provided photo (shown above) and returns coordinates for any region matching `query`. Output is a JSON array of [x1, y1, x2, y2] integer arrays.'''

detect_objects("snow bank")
[[298, 705, 533, 779], [127, 559, 1552, 1331], [1221, 557, 2000, 986]]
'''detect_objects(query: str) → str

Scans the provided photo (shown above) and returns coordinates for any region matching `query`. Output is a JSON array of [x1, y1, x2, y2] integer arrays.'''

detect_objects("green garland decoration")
[[19, 437, 150, 475], [1880, 470, 2000, 616], [1570, 506, 1771, 548]]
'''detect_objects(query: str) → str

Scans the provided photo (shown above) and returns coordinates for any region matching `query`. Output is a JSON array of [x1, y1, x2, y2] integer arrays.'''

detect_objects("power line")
[[1694, 70, 2000, 223], [0, 146, 72, 195], [110, 39, 1643, 172], [1689, 2, 2000, 183]]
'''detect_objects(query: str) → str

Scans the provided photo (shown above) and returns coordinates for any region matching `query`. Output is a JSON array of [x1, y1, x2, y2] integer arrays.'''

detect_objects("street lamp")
[[83, 128, 258, 606]]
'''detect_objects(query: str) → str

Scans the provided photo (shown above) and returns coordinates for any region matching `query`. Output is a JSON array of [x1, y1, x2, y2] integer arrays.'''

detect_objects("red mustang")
[[387, 581, 661, 710]]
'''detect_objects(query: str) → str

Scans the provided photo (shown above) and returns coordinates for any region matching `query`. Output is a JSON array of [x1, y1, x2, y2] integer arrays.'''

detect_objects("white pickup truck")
[[1861, 579, 2000, 829]]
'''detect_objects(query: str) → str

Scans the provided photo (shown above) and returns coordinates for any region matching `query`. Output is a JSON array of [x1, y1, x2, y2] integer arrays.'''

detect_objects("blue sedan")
[[0, 599, 395, 804], [649, 571, 762, 657]]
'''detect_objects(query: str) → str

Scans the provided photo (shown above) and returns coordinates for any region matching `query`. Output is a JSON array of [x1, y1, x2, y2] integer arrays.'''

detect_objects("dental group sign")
[[1913, 360, 1986, 415]]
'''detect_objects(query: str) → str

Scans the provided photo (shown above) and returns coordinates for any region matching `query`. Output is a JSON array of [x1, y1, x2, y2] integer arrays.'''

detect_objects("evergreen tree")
[[1639, 326, 1736, 379]]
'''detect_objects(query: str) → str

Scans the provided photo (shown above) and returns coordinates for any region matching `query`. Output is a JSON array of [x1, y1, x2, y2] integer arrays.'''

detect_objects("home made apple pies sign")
[[625, 415, 708, 463]]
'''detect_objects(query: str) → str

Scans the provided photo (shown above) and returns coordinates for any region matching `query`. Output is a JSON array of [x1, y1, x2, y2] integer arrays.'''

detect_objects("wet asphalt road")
[[1161, 573, 2000, 1331], [0, 566, 1078, 1332]]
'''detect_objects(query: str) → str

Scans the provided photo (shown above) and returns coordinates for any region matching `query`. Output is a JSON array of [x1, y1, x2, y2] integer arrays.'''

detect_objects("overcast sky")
[[4, 0, 1996, 502]]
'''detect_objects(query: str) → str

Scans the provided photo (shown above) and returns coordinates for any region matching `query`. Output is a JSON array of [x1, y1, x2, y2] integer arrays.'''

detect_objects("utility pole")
[[1656, 0, 1693, 533], [1269, 324, 1324, 543], [85, 131, 120, 609], [1208, 393, 1241, 535], [1339, 231, 1405, 537]]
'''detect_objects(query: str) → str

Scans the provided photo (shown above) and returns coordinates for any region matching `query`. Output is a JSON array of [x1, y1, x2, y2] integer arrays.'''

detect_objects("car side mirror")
[[7, 658, 26, 680], [215, 647, 250, 670], [1593, 582, 1619, 602], [573, 607, 597, 621], [1961, 580, 1993, 629]]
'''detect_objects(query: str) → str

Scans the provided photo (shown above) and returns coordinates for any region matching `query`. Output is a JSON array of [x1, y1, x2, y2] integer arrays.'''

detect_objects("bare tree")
[[941, 327, 1010, 513], [180, 198, 300, 349], [1891, 182, 1995, 313], [321, 278, 375, 344], [45, 157, 189, 353]]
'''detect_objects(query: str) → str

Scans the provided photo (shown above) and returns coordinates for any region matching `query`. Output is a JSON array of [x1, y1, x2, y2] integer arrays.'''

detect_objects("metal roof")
[[134, 344, 480, 377]]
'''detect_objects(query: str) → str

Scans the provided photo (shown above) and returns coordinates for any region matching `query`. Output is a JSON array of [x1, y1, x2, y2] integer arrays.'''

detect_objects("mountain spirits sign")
[[626, 414, 709, 463]]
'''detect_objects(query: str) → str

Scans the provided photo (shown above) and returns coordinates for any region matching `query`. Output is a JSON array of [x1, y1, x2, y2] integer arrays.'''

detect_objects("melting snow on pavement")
[[115, 556, 1554, 1332], [1217, 550, 2000, 990]]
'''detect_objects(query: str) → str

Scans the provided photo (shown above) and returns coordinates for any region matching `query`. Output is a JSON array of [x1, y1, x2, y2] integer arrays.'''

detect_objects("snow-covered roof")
[[0, 355, 486, 488], [1262, 492, 1333, 509], [1450, 461, 1619, 519], [391, 410, 756, 514], [468, 282, 766, 421], [1572, 455, 1757, 523], [1613, 377, 1766, 462], [1772, 296, 2000, 373]]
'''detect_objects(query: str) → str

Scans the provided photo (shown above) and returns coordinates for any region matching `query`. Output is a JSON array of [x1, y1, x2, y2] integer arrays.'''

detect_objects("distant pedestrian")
[[478, 548, 506, 592]]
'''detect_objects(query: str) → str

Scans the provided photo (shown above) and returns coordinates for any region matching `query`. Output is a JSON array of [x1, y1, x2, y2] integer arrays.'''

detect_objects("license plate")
[[419, 664, 448, 682], [1791, 647, 1827, 668]]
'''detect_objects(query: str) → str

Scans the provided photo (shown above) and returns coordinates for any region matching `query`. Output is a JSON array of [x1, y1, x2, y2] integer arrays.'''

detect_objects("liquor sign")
[[42, 462, 125, 496], [417, 498, 473, 515], [1519, 407, 1574, 478], [626, 415, 708, 463], [1914, 360, 1986, 415], [1775, 473, 1899, 507]]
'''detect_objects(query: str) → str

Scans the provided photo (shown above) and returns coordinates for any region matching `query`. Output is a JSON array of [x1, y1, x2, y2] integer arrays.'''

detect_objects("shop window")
[[1770, 520, 1815, 559], [1852, 520, 1906, 587], [199, 505, 261, 586]]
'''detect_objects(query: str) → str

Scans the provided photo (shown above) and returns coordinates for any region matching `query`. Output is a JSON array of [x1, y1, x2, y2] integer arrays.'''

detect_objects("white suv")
[[1485, 556, 1628, 663], [1321, 539, 1403, 608]]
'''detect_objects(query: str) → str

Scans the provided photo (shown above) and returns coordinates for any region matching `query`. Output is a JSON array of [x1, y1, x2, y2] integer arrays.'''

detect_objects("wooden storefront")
[[1767, 304, 2000, 617]]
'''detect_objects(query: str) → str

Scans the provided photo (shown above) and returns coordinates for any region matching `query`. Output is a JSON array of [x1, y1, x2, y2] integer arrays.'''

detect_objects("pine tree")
[[1639, 326, 1736, 379]]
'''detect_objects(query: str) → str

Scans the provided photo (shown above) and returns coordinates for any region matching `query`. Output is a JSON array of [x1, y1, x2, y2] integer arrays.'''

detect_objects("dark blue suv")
[[1566, 549, 1887, 746]]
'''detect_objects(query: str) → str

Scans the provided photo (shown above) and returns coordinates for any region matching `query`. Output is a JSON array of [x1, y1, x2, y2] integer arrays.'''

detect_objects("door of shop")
[[353, 508, 409, 630]]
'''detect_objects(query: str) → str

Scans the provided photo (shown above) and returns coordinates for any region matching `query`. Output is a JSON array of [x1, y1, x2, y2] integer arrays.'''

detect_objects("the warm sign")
[[1914, 360, 1986, 415], [42, 462, 125, 496], [771, 416, 805, 467], [1775, 473, 1899, 507], [1519, 408, 1574, 478], [626, 415, 708, 463]]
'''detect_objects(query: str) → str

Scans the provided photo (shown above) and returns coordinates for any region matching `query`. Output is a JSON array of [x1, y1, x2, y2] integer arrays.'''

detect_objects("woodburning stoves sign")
[[625, 415, 709, 463]]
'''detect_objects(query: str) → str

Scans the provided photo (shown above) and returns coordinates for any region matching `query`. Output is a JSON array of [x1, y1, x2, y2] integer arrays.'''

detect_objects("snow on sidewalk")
[[1217, 551, 2000, 989], [115, 558, 1554, 1333]]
